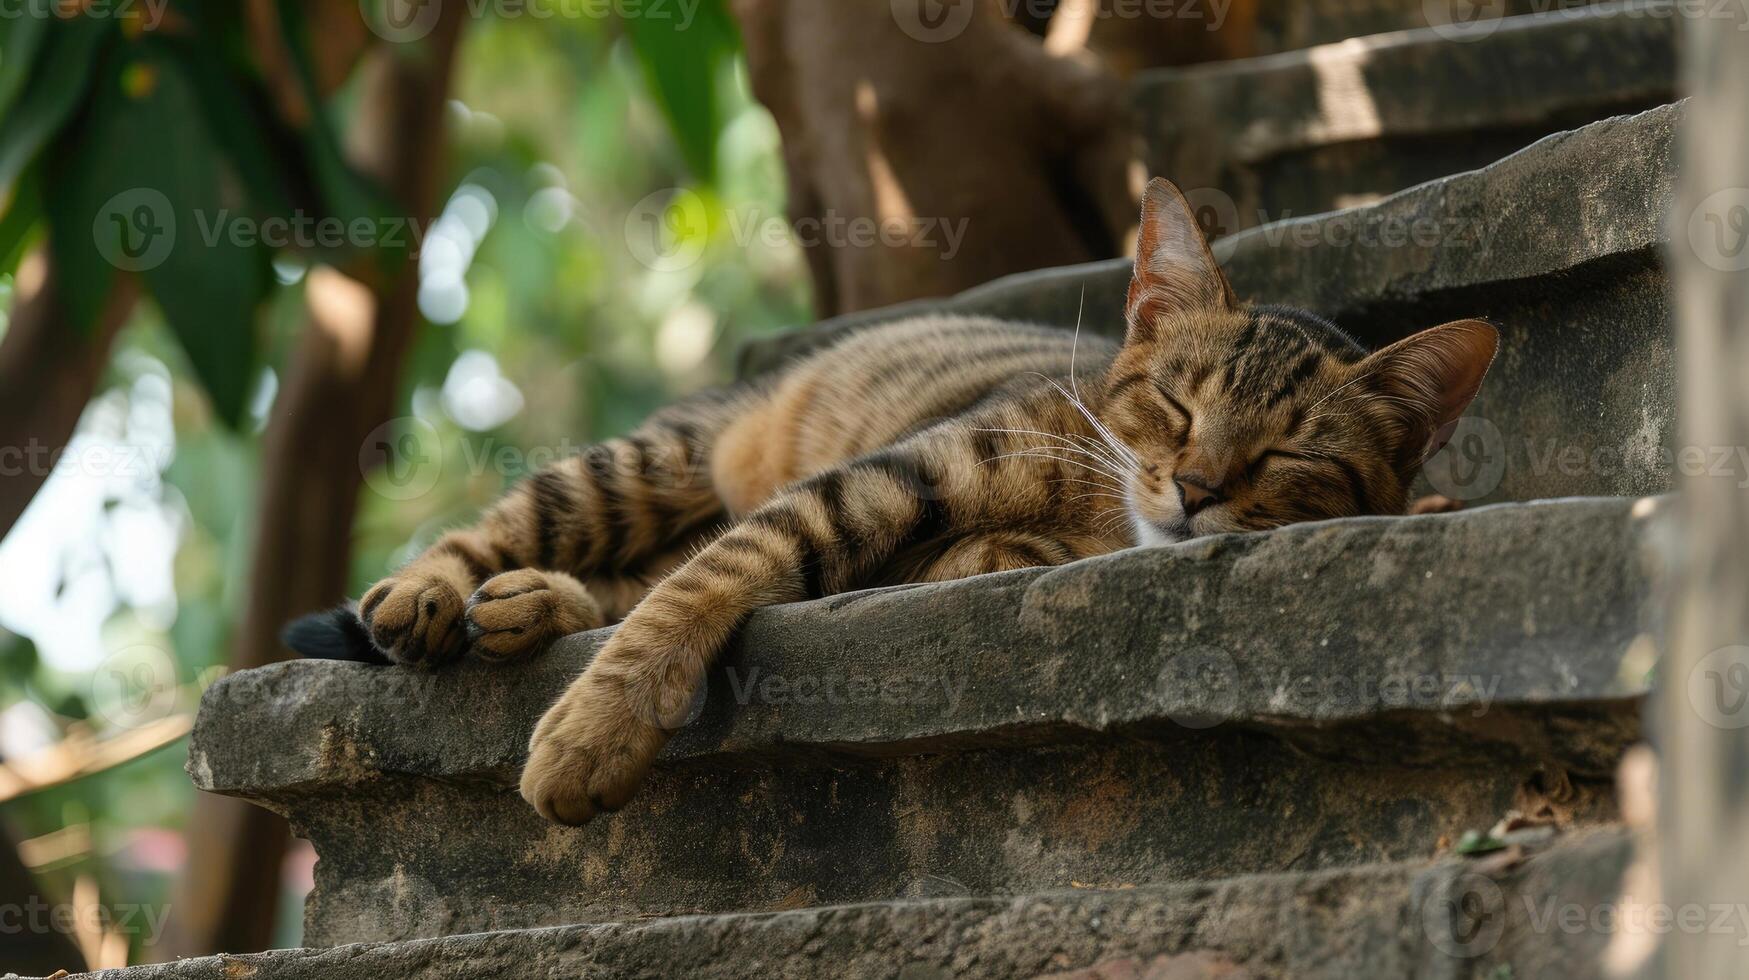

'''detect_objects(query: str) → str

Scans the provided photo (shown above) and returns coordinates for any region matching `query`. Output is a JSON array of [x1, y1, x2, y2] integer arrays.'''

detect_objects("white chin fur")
[[1130, 510, 1187, 546]]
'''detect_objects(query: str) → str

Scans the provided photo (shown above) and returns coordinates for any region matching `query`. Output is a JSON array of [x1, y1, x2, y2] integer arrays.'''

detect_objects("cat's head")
[[1100, 178, 1499, 545]]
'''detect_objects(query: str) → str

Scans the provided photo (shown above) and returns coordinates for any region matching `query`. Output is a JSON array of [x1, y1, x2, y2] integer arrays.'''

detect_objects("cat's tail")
[[280, 604, 391, 665]]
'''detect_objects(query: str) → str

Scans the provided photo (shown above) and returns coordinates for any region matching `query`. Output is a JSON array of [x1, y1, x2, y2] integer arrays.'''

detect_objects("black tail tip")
[[281, 604, 390, 665]]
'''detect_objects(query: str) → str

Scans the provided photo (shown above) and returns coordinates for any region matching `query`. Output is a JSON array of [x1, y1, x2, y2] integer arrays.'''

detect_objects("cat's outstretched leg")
[[355, 407, 732, 667]]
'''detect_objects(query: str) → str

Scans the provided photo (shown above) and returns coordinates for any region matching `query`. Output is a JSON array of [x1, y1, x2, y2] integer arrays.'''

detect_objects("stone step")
[[1133, 2, 1677, 234], [1248, 0, 1611, 55], [68, 827, 1635, 979], [187, 497, 1660, 945], [740, 102, 1681, 506]]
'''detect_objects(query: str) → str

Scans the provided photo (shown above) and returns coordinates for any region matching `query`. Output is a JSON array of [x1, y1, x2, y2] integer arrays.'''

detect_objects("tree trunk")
[[0, 253, 140, 535], [733, 0, 1138, 318], [1660, 13, 1749, 980], [156, 9, 466, 959], [0, 819, 87, 975]]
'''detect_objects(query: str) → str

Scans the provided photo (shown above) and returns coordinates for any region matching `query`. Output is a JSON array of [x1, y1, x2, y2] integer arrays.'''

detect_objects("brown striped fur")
[[352, 179, 1498, 825]]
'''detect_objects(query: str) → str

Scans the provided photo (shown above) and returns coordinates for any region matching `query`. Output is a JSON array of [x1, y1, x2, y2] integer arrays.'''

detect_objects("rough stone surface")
[[184, 497, 1659, 943], [1134, 3, 1676, 231], [1247, 0, 1608, 55], [69, 829, 1633, 980], [740, 104, 1680, 504]]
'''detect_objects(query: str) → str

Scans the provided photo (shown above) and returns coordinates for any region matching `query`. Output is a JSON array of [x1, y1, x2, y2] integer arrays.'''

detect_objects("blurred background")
[[0, 0, 814, 968]]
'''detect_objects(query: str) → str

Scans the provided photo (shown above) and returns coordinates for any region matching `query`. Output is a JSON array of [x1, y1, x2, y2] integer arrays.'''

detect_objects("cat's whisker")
[[1065, 432, 1136, 476], [973, 426, 1131, 474], [1094, 509, 1135, 540], [983, 450, 1130, 485], [984, 443, 1130, 480], [1030, 373, 1142, 471], [1069, 284, 1087, 404], [1047, 477, 1128, 496], [1069, 492, 1131, 506], [993, 451, 1126, 486], [1304, 368, 1379, 416]]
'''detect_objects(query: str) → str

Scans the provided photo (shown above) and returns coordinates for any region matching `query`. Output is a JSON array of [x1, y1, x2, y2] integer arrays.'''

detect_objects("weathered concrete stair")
[[184, 497, 1662, 948], [1133, 2, 1677, 233], [744, 101, 1681, 506], [1246, 0, 1610, 55], [75, 827, 1636, 979]]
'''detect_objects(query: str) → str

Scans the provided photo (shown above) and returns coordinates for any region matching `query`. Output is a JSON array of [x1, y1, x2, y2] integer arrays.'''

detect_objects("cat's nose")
[[1174, 475, 1223, 516]]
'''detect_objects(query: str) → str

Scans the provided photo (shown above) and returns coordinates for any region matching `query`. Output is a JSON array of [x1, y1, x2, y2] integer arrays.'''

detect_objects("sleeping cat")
[[289, 178, 1498, 825]]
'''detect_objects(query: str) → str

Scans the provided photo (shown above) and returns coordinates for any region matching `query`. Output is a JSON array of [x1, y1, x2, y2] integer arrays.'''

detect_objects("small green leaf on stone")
[[1455, 829, 1508, 855]]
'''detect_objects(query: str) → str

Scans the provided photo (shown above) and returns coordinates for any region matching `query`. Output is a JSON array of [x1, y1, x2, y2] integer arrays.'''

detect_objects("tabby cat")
[[290, 178, 1498, 825]]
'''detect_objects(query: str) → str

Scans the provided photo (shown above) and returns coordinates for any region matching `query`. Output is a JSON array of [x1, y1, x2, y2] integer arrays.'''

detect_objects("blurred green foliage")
[[0, 4, 809, 960]]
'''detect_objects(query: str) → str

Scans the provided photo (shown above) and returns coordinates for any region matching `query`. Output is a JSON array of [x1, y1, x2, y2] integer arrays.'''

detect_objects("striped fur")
[[351, 179, 1498, 825]]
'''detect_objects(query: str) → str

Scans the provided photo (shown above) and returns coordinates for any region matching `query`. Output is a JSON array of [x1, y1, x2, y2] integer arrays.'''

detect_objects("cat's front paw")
[[520, 666, 668, 826], [359, 567, 470, 668], [465, 569, 605, 663]]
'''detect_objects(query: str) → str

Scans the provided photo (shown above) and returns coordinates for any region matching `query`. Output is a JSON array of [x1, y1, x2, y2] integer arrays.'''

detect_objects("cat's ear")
[[1125, 177, 1236, 345], [1362, 319, 1500, 460]]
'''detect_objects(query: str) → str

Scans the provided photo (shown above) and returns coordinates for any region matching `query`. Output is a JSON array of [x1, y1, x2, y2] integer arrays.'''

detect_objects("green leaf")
[[0, 162, 42, 275], [171, 37, 297, 221], [622, 0, 741, 186], [1454, 829, 1508, 855], [0, 15, 109, 191], [0, 8, 50, 123], [45, 38, 269, 425], [270, 1, 406, 270]]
